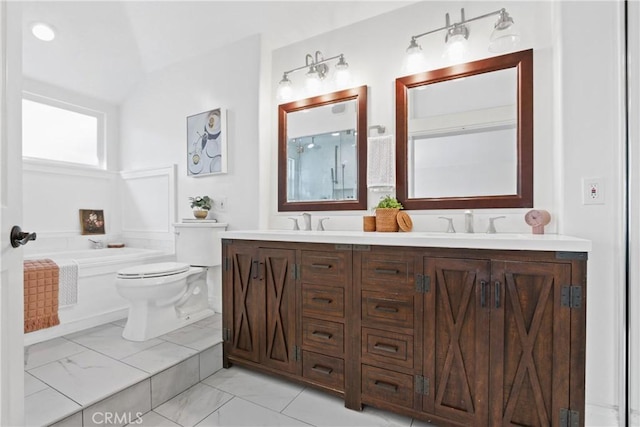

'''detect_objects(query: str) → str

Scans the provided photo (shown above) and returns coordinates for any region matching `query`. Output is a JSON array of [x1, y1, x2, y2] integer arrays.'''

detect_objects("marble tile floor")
[[25, 313, 436, 427], [24, 314, 224, 426]]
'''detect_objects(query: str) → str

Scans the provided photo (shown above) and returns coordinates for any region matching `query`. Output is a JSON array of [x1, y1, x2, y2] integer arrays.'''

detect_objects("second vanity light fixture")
[[277, 50, 350, 102], [405, 7, 520, 72]]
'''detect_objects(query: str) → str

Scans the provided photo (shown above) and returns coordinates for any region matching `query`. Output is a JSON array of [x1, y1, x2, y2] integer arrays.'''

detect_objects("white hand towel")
[[367, 135, 395, 188], [56, 259, 79, 307]]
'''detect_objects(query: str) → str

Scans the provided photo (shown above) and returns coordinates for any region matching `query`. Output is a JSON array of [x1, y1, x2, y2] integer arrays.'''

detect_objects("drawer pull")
[[312, 297, 333, 304], [311, 263, 332, 269], [374, 268, 399, 275], [374, 380, 398, 392], [373, 343, 398, 353], [312, 331, 333, 340], [374, 305, 398, 313], [311, 364, 333, 375]]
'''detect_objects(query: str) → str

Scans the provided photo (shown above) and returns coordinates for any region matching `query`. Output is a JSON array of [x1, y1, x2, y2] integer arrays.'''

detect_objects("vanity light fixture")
[[277, 50, 350, 102], [404, 7, 520, 73]]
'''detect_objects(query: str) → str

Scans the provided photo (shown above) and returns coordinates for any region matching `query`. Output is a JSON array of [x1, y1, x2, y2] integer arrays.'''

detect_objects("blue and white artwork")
[[187, 108, 227, 176]]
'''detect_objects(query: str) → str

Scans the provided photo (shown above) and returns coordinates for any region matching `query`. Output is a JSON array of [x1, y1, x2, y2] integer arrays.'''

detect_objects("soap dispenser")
[[464, 210, 474, 233]]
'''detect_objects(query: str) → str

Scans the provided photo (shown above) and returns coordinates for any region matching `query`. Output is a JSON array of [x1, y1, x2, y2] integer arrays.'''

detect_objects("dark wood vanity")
[[221, 232, 588, 427]]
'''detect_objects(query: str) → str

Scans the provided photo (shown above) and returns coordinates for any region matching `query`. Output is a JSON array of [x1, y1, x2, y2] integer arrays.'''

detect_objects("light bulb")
[[276, 75, 293, 102], [444, 33, 468, 63], [305, 71, 322, 96], [402, 39, 427, 75]]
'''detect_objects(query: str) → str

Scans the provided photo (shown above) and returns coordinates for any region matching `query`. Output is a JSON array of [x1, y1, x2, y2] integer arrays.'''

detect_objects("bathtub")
[[24, 248, 173, 345]]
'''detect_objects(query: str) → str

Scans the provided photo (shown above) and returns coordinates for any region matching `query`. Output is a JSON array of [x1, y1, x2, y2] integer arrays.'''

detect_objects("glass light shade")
[[276, 78, 293, 102], [334, 68, 351, 88], [305, 69, 322, 95], [489, 24, 521, 52], [403, 42, 427, 75], [31, 23, 55, 41], [443, 34, 468, 63]]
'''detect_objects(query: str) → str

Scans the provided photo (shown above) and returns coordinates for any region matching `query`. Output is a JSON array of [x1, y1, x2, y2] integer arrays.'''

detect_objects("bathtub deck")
[[24, 314, 223, 426]]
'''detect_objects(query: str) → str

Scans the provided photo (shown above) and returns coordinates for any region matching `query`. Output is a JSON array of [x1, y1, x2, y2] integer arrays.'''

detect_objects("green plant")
[[376, 195, 404, 209], [189, 195, 212, 210]]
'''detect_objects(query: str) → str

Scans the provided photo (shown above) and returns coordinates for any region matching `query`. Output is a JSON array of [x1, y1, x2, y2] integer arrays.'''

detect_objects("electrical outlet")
[[582, 177, 605, 205], [216, 197, 227, 212]]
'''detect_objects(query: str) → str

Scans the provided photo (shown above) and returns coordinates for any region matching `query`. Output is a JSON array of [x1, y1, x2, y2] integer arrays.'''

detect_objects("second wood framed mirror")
[[396, 49, 533, 210], [278, 86, 367, 212]]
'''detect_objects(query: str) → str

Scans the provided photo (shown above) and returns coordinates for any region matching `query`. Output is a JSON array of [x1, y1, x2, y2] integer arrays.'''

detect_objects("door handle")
[[10, 226, 36, 248], [480, 280, 487, 308]]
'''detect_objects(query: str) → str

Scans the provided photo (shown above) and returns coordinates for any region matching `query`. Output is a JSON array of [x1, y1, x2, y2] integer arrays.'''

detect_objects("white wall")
[[21, 79, 123, 254], [266, 1, 626, 423], [120, 34, 261, 232]]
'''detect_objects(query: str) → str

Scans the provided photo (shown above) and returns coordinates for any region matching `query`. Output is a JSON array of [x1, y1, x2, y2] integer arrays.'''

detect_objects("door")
[[261, 248, 297, 373], [490, 261, 571, 426], [0, 2, 24, 424], [225, 243, 261, 363], [423, 257, 491, 426]]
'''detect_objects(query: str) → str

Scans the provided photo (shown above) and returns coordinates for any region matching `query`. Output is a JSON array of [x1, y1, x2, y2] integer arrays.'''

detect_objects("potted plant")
[[375, 195, 403, 232], [189, 196, 212, 219]]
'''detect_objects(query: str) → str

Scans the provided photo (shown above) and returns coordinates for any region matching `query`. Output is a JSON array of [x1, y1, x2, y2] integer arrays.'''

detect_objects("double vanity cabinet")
[[221, 231, 590, 427]]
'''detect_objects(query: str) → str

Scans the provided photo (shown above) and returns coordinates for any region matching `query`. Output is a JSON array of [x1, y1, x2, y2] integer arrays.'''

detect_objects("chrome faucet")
[[89, 239, 104, 249], [317, 217, 329, 231], [486, 216, 506, 234], [439, 217, 456, 233], [288, 218, 300, 230], [301, 213, 312, 231], [464, 210, 474, 233]]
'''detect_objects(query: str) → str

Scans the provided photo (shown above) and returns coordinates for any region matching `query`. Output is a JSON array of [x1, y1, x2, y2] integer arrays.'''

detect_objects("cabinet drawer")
[[303, 351, 344, 391], [302, 318, 344, 356], [302, 284, 344, 318], [361, 254, 414, 292], [362, 328, 414, 370], [362, 291, 414, 329], [301, 250, 348, 287], [362, 365, 413, 409]]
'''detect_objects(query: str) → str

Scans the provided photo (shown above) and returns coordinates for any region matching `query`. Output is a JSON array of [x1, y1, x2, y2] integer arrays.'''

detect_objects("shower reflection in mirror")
[[286, 129, 357, 202]]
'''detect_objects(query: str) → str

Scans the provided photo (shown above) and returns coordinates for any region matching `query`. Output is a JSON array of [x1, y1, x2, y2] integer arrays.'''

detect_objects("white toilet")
[[116, 222, 227, 341]]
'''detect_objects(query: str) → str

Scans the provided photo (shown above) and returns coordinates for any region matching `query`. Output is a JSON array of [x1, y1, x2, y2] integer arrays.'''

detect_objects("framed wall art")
[[79, 209, 105, 235], [187, 108, 227, 176]]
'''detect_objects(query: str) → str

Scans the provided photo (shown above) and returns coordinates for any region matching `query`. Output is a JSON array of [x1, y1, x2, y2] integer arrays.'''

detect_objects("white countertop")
[[220, 230, 591, 252]]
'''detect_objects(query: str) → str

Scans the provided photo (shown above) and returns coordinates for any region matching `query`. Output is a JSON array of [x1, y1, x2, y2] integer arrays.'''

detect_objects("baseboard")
[[586, 403, 621, 426], [24, 308, 128, 346]]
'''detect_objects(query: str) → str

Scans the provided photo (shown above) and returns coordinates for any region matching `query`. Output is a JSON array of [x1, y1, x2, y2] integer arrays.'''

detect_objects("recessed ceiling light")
[[31, 23, 55, 42]]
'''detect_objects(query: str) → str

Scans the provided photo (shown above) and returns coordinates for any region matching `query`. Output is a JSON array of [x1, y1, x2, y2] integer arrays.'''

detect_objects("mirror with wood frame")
[[396, 49, 533, 210], [278, 86, 367, 211]]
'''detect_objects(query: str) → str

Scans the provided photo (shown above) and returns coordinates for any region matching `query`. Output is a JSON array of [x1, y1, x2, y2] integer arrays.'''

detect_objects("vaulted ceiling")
[[22, 1, 412, 104]]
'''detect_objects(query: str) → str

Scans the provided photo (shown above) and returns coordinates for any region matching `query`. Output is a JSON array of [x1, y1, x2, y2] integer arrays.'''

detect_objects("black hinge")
[[415, 375, 430, 395], [293, 345, 302, 361], [415, 274, 431, 293], [561, 285, 582, 308], [556, 251, 588, 261], [560, 408, 580, 427], [291, 264, 300, 280], [335, 244, 352, 251], [223, 328, 232, 342]]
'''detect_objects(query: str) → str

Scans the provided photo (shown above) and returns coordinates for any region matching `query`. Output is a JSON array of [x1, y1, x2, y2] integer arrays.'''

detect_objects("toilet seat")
[[117, 262, 190, 279]]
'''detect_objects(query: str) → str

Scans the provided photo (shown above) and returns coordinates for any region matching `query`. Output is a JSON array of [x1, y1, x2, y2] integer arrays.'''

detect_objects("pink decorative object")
[[524, 209, 551, 234]]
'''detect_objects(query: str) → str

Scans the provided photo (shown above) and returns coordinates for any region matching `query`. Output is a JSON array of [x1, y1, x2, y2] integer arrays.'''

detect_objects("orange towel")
[[24, 259, 60, 333]]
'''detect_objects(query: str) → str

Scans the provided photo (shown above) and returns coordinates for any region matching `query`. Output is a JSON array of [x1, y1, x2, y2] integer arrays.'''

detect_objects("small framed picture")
[[79, 209, 105, 235], [187, 108, 227, 176]]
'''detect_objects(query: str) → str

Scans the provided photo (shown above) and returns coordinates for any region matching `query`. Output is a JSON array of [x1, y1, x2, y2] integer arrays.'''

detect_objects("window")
[[22, 95, 105, 168]]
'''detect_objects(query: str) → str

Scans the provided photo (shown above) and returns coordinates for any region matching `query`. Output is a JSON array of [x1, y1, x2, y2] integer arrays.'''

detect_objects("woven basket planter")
[[375, 208, 400, 232]]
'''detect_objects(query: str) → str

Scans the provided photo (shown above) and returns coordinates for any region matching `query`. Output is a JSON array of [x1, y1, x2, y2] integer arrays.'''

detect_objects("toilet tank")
[[173, 222, 228, 267]]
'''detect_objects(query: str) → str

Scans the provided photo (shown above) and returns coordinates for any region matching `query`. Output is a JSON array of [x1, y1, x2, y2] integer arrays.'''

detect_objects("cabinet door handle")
[[311, 331, 333, 340], [311, 263, 332, 269], [374, 380, 398, 392], [373, 343, 398, 353], [374, 268, 399, 275], [311, 365, 333, 375], [495, 281, 501, 308], [374, 305, 398, 313], [480, 280, 487, 308], [252, 260, 259, 280], [312, 297, 333, 304]]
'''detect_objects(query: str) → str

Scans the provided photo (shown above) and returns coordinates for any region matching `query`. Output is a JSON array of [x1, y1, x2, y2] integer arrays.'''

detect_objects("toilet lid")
[[117, 262, 190, 279]]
